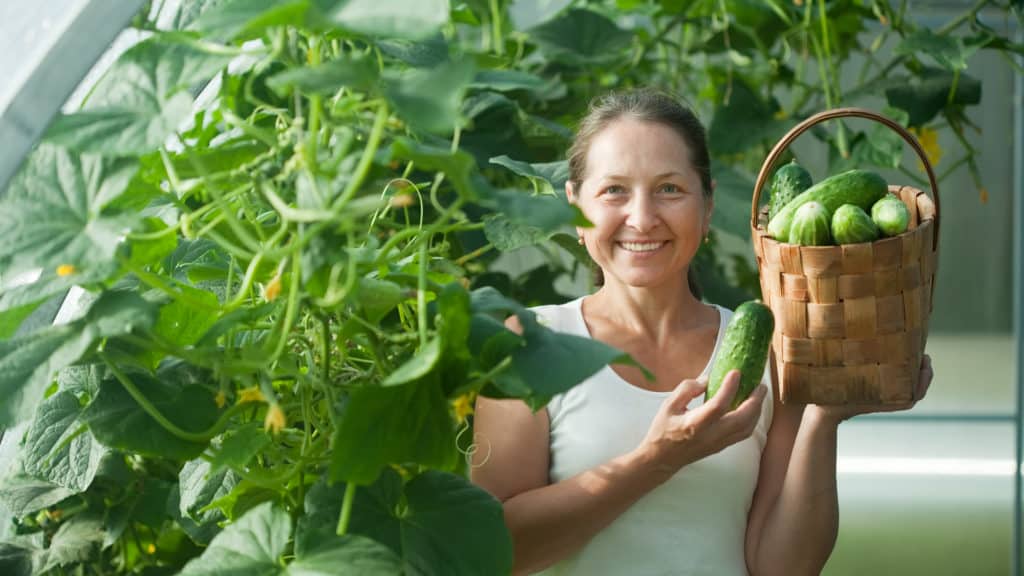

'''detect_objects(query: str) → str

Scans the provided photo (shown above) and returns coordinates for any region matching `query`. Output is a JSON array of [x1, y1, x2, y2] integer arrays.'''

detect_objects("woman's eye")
[[604, 185, 626, 195], [659, 183, 681, 194]]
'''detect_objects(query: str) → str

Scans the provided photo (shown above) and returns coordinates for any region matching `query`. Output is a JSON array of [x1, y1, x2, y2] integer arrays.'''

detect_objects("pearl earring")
[[578, 235, 585, 245]]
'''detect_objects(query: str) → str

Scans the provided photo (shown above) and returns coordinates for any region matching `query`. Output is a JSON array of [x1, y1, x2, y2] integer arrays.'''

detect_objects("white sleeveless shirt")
[[530, 297, 774, 576]]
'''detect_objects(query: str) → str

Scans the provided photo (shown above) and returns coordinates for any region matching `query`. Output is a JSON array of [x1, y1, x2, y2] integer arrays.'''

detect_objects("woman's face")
[[569, 118, 712, 289]]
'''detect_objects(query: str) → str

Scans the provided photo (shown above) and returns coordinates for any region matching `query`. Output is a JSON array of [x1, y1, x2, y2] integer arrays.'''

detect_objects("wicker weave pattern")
[[753, 186, 937, 404]]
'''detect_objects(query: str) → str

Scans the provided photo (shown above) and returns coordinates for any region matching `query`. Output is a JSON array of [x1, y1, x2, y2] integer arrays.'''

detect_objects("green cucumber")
[[871, 195, 910, 237], [831, 204, 879, 244], [767, 169, 888, 240], [768, 161, 813, 220], [705, 301, 774, 410], [788, 201, 833, 246]]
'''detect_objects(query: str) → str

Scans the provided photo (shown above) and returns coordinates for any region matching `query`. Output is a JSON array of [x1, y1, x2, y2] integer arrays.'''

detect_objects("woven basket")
[[751, 108, 940, 405]]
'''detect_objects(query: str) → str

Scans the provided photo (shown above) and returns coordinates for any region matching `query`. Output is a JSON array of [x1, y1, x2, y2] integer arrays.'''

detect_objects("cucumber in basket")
[[767, 169, 888, 240], [831, 204, 879, 244], [767, 161, 813, 220], [788, 201, 833, 246], [705, 301, 774, 410], [871, 195, 911, 237]]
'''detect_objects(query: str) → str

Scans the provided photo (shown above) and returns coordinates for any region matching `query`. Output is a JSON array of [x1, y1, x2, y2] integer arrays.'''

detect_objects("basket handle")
[[751, 107, 940, 246]]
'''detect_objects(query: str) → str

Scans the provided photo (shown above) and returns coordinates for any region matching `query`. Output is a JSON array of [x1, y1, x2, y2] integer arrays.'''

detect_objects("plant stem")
[[455, 243, 494, 266], [333, 101, 389, 212], [489, 0, 504, 56], [124, 261, 221, 311], [267, 255, 302, 364], [417, 238, 429, 348], [336, 482, 357, 536]]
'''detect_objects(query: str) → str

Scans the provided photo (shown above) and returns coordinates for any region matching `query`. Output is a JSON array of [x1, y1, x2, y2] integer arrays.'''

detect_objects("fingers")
[[666, 377, 708, 413], [722, 384, 767, 433], [703, 370, 741, 415]]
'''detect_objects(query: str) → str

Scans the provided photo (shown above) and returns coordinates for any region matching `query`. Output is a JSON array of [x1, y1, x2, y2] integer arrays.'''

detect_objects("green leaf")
[[356, 277, 405, 324], [22, 391, 106, 493], [194, 0, 310, 41], [391, 138, 477, 201], [384, 57, 476, 134], [178, 501, 290, 576], [550, 232, 594, 269], [0, 474, 74, 517], [316, 0, 450, 40], [153, 286, 221, 349], [0, 300, 44, 340], [288, 534, 404, 575], [179, 458, 240, 525], [895, 29, 980, 71], [126, 219, 179, 269], [377, 33, 450, 67], [82, 371, 217, 460], [708, 79, 785, 155], [0, 291, 156, 428], [209, 423, 272, 474], [331, 372, 456, 484], [489, 155, 569, 196], [300, 470, 511, 575], [267, 54, 379, 96], [483, 213, 550, 251], [0, 536, 38, 576], [40, 514, 104, 572], [484, 189, 576, 233], [526, 8, 632, 65], [0, 144, 137, 277], [884, 68, 981, 126], [709, 162, 755, 239], [382, 337, 442, 387], [470, 70, 548, 93], [45, 38, 232, 155]]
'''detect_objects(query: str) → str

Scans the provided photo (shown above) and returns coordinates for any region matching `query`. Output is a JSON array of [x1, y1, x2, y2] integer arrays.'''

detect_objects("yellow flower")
[[214, 391, 227, 408], [263, 274, 282, 302], [56, 264, 76, 277], [146, 544, 156, 554], [237, 386, 266, 404], [390, 192, 416, 208], [909, 126, 943, 171], [452, 392, 476, 425], [264, 404, 286, 434], [979, 187, 989, 204]]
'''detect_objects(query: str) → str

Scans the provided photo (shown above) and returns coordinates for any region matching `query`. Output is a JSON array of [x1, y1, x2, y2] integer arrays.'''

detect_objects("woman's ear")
[[565, 181, 577, 203]]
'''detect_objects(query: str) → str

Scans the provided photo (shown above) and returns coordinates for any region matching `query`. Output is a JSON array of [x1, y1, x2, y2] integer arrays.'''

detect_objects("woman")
[[471, 89, 933, 576]]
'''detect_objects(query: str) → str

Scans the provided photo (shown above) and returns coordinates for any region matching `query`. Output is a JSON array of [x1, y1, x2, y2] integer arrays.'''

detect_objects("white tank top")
[[530, 297, 774, 576]]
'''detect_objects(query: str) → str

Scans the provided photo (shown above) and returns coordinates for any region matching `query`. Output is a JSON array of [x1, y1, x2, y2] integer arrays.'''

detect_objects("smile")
[[618, 241, 666, 252]]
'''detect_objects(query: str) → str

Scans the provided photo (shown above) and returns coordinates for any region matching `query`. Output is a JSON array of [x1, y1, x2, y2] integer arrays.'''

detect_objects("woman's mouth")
[[617, 241, 667, 253]]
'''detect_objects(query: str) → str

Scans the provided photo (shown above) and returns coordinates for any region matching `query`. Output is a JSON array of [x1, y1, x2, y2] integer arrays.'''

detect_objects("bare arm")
[[745, 355, 934, 576]]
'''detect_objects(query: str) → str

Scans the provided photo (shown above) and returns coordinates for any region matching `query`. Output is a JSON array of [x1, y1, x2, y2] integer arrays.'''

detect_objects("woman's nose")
[[625, 192, 658, 232]]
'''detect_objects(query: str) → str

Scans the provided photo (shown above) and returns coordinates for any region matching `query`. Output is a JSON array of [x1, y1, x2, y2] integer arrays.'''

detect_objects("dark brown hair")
[[568, 88, 712, 298]]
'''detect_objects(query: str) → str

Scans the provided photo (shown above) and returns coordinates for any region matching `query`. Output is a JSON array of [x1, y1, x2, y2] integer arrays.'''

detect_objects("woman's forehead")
[[584, 118, 695, 179]]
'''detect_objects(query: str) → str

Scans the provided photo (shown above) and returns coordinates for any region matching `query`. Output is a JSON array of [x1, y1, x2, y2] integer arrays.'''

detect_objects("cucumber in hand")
[[705, 301, 774, 410]]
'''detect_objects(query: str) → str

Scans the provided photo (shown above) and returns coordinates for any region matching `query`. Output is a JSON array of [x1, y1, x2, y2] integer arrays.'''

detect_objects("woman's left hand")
[[807, 354, 934, 426]]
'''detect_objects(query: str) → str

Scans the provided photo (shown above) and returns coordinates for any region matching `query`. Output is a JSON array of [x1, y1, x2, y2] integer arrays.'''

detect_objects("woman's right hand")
[[638, 370, 767, 478]]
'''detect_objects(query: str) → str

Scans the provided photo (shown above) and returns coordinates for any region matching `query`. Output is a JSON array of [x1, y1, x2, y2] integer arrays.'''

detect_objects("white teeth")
[[619, 241, 664, 252]]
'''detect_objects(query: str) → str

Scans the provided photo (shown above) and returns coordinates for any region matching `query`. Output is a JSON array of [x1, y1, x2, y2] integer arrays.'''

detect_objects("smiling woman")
[[471, 89, 934, 576]]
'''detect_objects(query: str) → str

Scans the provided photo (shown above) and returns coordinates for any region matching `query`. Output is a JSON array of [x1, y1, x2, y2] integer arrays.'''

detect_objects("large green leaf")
[[316, 0, 450, 40], [384, 57, 476, 134], [708, 79, 786, 155], [895, 29, 981, 71], [0, 144, 137, 277], [21, 391, 106, 493], [0, 291, 156, 428], [179, 458, 241, 525], [299, 470, 511, 575], [483, 213, 550, 252], [470, 70, 548, 93], [194, 0, 310, 41], [484, 189, 576, 233], [378, 34, 450, 68], [469, 287, 626, 408], [0, 474, 74, 518], [490, 155, 569, 196], [82, 371, 218, 460], [45, 38, 232, 155], [39, 514, 105, 573], [884, 68, 982, 126], [267, 54, 378, 96], [709, 162, 755, 240], [382, 338, 442, 387], [526, 8, 632, 65], [209, 423, 272, 474], [178, 501, 290, 576], [331, 372, 456, 484], [178, 500, 403, 575], [391, 138, 477, 201]]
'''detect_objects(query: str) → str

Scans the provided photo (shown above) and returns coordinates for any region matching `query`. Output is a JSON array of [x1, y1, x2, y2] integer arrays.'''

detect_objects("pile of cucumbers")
[[765, 161, 911, 246]]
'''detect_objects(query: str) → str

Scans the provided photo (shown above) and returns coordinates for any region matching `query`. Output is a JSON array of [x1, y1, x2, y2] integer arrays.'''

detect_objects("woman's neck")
[[585, 273, 708, 342]]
